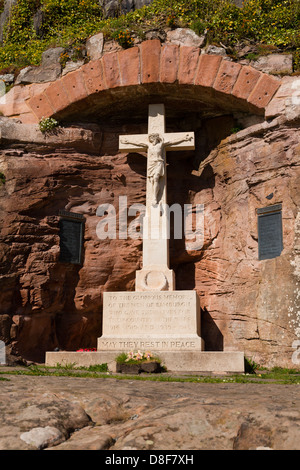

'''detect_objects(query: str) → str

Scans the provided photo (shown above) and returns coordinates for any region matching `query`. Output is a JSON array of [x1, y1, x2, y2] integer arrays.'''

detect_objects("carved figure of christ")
[[121, 132, 193, 205], [119, 104, 195, 292], [119, 104, 195, 208]]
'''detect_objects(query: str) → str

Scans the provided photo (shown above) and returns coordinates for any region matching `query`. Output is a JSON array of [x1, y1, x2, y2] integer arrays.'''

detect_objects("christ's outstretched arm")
[[163, 134, 193, 148], [120, 137, 148, 149]]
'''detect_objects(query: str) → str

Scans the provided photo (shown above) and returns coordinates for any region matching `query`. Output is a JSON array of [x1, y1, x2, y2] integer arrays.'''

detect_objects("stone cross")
[[119, 104, 195, 291]]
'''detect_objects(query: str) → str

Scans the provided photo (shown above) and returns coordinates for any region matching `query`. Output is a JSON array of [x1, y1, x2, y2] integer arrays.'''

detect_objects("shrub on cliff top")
[[0, 0, 299, 71]]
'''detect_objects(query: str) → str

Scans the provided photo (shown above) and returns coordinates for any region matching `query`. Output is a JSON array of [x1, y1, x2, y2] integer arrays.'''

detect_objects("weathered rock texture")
[[15, 48, 64, 85], [0, 39, 299, 367], [0, 0, 17, 43], [0, 374, 299, 450]]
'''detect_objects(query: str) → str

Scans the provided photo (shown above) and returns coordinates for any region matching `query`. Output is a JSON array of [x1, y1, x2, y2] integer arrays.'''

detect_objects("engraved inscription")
[[59, 218, 84, 264], [258, 208, 283, 260], [103, 292, 197, 335], [98, 340, 198, 350], [100, 291, 201, 350]]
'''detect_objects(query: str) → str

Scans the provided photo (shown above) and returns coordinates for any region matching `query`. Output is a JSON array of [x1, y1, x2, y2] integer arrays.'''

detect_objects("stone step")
[[45, 350, 245, 373]]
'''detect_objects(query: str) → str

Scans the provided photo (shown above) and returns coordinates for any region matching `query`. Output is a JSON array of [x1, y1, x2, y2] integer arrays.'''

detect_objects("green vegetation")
[[0, 172, 6, 185], [230, 126, 244, 134], [260, 366, 300, 383], [84, 363, 109, 372], [116, 352, 135, 364], [116, 351, 162, 364], [39, 116, 59, 133], [0, 0, 299, 71], [111, 29, 135, 49], [53, 362, 109, 372], [244, 356, 260, 373], [0, 363, 299, 384]]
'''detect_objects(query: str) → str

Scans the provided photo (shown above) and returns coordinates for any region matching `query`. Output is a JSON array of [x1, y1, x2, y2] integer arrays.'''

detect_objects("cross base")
[[135, 265, 175, 291]]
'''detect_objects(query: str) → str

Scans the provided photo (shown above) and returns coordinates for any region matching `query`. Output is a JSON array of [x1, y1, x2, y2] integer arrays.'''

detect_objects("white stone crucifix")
[[119, 104, 195, 292]]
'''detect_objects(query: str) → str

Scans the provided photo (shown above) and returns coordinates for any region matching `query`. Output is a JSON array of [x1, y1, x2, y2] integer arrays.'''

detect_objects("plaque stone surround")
[[46, 105, 244, 373]]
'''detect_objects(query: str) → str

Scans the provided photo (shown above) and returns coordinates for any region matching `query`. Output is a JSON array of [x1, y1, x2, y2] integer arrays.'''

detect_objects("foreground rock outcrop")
[[0, 374, 299, 450]]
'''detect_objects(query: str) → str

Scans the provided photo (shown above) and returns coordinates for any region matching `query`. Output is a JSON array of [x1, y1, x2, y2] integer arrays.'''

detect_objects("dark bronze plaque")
[[59, 214, 84, 264], [258, 205, 283, 260]]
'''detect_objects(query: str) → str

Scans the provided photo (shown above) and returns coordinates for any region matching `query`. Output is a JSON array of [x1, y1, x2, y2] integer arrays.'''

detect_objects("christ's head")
[[149, 133, 162, 145]]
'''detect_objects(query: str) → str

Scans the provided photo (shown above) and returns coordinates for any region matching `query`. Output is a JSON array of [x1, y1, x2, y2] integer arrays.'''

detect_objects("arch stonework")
[[25, 39, 281, 123]]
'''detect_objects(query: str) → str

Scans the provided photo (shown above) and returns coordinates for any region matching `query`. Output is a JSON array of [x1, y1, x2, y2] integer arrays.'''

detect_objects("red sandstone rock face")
[[195, 124, 300, 366], [0, 112, 299, 367]]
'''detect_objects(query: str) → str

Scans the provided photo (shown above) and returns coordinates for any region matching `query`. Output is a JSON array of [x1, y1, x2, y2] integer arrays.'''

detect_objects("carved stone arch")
[[27, 39, 281, 123]]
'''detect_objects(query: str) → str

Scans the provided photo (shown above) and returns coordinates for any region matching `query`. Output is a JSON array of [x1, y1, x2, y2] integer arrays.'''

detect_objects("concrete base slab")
[[45, 350, 245, 373], [45, 351, 118, 372], [159, 351, 245, 373]]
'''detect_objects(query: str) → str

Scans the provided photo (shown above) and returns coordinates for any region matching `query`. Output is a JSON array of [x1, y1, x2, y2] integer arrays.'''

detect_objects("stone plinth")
[[45, 289, 245, 372], [45, 290, 245, 372], [97, 290, 203, 352]]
